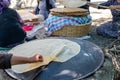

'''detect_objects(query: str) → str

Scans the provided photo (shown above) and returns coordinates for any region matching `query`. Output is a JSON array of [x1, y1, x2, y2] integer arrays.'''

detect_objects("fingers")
[[29, 54, 43, 63], [35, 54, 43, 62]]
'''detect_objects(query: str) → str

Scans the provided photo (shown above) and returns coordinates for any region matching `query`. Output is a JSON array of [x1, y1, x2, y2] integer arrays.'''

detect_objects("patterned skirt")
[[96, 21, 120, 38]]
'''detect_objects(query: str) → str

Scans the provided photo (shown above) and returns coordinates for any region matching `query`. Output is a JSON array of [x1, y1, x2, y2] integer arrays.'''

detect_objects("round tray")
[[5, 38, 104, 80]]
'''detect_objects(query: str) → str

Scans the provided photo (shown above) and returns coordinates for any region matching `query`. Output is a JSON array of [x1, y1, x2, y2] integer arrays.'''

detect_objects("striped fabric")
[[44, 15, 91, 35]]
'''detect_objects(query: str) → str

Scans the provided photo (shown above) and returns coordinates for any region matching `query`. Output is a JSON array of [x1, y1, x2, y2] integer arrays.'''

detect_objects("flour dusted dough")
[[50, 8, 88, 16], [63, 0, 87, 8], [9, 39, 81, 73]]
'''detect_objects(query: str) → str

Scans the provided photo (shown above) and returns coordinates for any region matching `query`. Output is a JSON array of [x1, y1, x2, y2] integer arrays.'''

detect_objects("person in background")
[[79, 0, 90, 11], [38, 0, 56, 20], [33, 0, 41, 15], [0, 52, 43, 69], [0, 0, 26, 48], [29, 0, 40, 15], [90, 0, 120, 38]]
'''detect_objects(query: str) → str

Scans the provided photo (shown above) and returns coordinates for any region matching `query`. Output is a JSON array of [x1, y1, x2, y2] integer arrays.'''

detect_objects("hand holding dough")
[[9, 39, 81, 73]]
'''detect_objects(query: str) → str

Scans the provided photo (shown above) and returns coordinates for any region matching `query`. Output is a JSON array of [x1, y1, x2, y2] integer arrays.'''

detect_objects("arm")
[[0, 52, 13, 69], [88, 0, 113, 9], [109, 5, 120, 10], [11, 54, 43, 65], [0, 52, 43, 69]]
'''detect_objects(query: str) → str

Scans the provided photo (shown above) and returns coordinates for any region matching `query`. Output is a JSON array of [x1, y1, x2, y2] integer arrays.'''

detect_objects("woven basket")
[[51, 22, 91, 37]]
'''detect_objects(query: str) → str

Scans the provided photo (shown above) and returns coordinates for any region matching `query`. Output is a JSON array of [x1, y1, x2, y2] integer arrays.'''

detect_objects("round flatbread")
[[50, 8, 88, 14], [9, 39, 81, 73], [50, 8, 88, 16]]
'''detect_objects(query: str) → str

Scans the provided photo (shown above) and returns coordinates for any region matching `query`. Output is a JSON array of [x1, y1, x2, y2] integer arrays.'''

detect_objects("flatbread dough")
[[63, 0, 87, 8], [9, 39, 81, 73]]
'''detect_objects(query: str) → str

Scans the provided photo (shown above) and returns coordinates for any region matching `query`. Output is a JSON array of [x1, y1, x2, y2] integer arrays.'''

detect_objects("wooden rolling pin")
[[87, 1, 120, 11]]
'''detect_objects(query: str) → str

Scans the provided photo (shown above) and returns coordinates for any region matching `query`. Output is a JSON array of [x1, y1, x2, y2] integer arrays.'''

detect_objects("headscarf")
[[0, 0, 10, 14]]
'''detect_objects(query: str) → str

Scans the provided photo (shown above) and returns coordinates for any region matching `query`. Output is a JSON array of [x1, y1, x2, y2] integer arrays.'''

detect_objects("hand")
[[29, 54, 43, 63], [29, 10, 36, 14], [87, 3, 99, 8], [109, 5, 118, 10], [11, 54, 43, 65]]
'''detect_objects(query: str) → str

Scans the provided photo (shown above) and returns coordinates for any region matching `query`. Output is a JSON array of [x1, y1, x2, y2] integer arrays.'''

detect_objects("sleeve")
[[50, 0, 56, 8], [0, 52, 13, 69], [98, 0, 113, 9]]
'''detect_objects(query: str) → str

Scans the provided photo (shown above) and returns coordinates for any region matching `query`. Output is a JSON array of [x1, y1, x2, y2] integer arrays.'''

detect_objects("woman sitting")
[[90, 0, 120, 38], [0, 0, 26, 48], [38, 0, 56, 20]]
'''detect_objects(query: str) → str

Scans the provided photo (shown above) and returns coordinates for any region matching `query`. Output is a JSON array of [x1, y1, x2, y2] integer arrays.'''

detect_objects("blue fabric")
[[35, 1, 40, 14], [38, 0, 56, 19], [96, 21, 120, 38]]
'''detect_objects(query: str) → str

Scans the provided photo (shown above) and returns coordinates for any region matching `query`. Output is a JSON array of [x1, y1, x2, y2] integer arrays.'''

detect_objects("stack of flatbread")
[[17, 10, 40, 25], [50, 8, 89, 16]]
